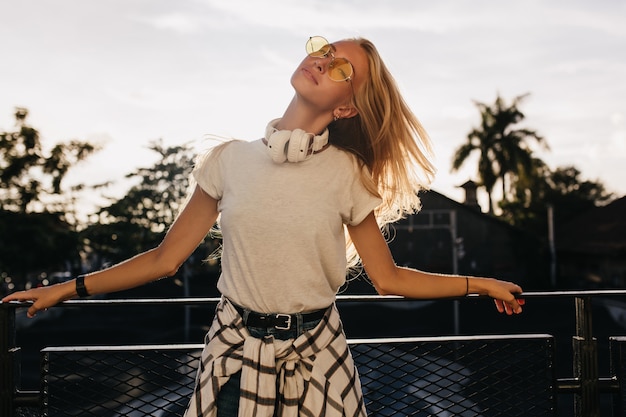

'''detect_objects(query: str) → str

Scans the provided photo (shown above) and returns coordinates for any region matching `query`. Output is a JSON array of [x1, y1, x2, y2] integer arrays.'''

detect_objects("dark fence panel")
[[351, 335, 555, 416], [39, 335, 555, 416], [42, 345, 202, 416]]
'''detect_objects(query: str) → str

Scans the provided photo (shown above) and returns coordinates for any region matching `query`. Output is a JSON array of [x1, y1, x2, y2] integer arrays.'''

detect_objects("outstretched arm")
[[2, 185, 219, 317], [347, 212, 524, 315]]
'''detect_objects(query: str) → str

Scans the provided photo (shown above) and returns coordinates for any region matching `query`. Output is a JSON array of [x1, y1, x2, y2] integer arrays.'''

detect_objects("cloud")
[[133, 12, 206, 34], [193, 0, 480, 34]]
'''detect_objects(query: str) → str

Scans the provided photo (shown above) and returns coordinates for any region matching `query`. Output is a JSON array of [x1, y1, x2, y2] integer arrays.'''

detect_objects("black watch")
[[75, 275, 90, 298]]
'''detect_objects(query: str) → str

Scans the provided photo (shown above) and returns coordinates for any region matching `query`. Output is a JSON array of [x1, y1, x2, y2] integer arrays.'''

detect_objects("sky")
[[1, 0, 625, 217]]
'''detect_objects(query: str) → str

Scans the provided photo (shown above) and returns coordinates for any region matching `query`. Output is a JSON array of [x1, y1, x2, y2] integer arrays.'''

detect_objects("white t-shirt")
[[192, 138, 381, 313]]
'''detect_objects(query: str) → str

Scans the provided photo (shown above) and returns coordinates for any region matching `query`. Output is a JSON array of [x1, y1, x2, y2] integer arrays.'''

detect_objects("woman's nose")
[[314, 57, 331, 73]]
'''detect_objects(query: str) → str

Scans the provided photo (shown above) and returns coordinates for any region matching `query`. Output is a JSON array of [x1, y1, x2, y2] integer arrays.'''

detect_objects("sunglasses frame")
[[306, 36, 354, 83]]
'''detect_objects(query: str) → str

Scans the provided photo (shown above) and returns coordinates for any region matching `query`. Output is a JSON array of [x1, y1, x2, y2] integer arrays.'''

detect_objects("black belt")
[[233, 303, 327, 331]]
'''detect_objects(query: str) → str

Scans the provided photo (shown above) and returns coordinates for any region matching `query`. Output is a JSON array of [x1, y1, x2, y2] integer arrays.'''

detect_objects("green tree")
[[81, 139, 199, 265], [452, 94, 548, 214], [0, 107, 99, 289], [500, 165, 613, 235], [544, 166, 613, 228], [0, 107, 98, 215]]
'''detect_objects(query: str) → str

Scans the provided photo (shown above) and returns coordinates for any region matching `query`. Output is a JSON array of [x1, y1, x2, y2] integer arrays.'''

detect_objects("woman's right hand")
[[2, 280, 75, 318]]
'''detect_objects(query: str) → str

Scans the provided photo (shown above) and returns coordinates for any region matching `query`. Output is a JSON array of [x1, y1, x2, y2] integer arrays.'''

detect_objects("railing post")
[[1, 303, 18, 417], [610, 336, 626, 416], [573, 296, 600, 417]]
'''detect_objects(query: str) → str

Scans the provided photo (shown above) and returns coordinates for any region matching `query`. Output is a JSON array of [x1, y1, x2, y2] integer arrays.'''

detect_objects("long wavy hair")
[[328, 37, 437, 272], [330, 38, 436, 219]]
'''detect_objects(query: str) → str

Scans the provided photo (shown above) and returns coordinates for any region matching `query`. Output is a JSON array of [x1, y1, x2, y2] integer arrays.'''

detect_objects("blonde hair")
[[331, 38, 436, 221], [329, 38, 437, 273]]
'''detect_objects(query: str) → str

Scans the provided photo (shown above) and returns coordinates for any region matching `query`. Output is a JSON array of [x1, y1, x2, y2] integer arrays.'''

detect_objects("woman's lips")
[[302, 68, 318, 85]]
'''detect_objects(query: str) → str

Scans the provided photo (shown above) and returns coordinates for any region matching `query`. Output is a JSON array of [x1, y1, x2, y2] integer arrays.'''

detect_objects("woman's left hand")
[[481, 278, 525, 315]]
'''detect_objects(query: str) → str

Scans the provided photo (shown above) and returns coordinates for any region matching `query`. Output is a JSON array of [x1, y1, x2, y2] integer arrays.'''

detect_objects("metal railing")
[[2, 290, 625, 416]]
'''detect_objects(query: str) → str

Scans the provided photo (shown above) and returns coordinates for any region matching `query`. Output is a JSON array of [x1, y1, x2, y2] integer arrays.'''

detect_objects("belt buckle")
[[274, 314, 292, 330]]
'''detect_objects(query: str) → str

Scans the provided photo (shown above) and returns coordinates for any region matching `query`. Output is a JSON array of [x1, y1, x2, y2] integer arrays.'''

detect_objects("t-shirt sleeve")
[[191, 142, 232, 200], [345, 164, 382, 226]]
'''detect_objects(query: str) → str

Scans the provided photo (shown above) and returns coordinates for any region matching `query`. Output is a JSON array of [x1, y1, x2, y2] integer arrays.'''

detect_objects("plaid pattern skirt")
[[183, 297, 367, 417]]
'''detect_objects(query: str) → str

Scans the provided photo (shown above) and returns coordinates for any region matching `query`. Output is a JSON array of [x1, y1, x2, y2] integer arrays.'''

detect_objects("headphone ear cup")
[[266, 130, 291, 163], [287, 129, 312, 163]]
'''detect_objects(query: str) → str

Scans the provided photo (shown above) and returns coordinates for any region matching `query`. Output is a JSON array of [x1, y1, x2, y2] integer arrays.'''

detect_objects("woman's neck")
[[276, 96, 333, 135]]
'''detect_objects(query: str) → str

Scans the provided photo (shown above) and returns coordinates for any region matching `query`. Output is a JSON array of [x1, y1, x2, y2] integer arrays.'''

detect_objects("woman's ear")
[[334, 105, 359, 120]]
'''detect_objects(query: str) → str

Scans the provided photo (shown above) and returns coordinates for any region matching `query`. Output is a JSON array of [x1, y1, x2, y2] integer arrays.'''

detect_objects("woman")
[[3, 36, 524, 416]]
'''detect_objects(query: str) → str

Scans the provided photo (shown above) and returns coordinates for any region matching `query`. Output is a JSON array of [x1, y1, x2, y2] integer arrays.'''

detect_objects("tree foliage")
[[0, 107, 99, 287], [451, 94, 548, 214], [453, 94, 614, 238], [0, 107, 99, 215], [80, 139, 198, 265], [501, 166, 614, 235], [0, 110, 219, 293]]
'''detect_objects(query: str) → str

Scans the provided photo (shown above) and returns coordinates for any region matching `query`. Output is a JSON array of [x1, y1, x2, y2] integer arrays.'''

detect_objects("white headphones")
[[264, 118, 329, 163]]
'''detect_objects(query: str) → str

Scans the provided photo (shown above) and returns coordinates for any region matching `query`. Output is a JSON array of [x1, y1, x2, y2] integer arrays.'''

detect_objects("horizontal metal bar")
[[556, 377, 620, 394], [40, 335, 555, 352], [2, 289, 626, 310], [13, 390, 39, 408], [42, 344, 205, 352], [349, 333, 554, 345]]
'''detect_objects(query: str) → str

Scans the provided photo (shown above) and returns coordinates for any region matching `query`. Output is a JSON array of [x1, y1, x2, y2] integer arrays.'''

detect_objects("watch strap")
[[75, 275, 89, 298]]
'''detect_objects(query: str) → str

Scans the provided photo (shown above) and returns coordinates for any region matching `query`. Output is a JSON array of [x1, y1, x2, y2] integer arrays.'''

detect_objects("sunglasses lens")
[[328, 58, 353, 82], [306, 36, 331, 57]]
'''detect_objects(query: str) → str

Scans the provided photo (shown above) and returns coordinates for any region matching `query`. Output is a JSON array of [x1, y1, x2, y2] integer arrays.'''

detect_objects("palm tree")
[[452, 93, 548, 214]]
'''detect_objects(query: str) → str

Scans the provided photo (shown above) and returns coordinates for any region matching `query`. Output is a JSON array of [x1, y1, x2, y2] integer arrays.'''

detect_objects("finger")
[[510, 299, 523, 314], [507, 297, 516, 313], [494, 296, 523, 315], [3, 292, 32, 302], [502, 300, 512, 314], [27, 299, 44, 318]]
